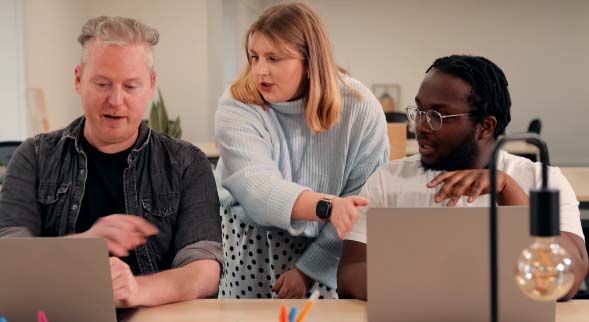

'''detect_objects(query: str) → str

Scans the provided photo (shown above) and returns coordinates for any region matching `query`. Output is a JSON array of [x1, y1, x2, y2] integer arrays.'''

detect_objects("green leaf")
[[147, 87, 182, 138]]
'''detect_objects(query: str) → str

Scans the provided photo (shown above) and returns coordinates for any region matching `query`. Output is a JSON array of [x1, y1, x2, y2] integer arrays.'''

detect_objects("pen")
[[295, 290, 320, 322], [38, 311, 48, 322], [279, 304, 288, 322], [289, 307, 297, 322]]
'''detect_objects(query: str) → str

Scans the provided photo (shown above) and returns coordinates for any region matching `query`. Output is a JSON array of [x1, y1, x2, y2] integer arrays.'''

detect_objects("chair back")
[[0, 141, 22, 185], [0, 141, 22, 166], [527, 119, 542, 134]]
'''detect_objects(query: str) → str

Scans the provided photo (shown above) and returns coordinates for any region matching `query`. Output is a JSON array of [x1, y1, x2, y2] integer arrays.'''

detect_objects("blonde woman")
[[215, 2, 389, 299]]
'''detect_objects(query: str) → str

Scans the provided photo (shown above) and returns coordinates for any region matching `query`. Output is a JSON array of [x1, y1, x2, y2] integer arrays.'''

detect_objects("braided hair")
[[426, 55, 511, 138]]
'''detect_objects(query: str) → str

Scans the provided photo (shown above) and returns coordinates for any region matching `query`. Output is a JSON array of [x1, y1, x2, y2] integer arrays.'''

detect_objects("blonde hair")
[[77, 16, 159, 69], [231, 2, 359, 133]]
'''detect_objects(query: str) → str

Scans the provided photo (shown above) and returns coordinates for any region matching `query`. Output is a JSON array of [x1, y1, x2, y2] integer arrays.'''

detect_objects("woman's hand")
[[329, 196, 368, 239]]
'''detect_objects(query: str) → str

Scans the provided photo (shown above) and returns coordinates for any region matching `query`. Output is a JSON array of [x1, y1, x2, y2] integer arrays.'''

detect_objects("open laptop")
[[0, 238, 116, 322], [367, 207, 555, 322]]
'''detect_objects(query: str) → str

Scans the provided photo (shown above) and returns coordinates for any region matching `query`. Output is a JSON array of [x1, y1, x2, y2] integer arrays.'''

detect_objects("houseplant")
[[148, 89, 182, 139]]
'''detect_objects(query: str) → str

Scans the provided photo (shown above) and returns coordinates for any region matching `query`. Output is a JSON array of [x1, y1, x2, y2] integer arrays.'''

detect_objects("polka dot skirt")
[[218, 208, 338, 299]]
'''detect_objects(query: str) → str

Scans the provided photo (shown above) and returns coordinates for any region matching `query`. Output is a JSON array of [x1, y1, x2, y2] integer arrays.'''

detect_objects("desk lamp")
[[489, 133, 574, 322]]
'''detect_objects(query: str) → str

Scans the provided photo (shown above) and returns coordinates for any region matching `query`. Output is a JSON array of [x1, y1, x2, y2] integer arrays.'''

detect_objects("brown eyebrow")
[[90, 75, 143, 83]]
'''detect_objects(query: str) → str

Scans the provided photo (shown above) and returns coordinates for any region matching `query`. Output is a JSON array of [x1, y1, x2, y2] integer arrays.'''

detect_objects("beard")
[[421, 128, 479, 171]]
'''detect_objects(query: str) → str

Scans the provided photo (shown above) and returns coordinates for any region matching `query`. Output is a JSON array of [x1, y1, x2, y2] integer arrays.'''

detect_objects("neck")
[[83, 126, 137, 154]]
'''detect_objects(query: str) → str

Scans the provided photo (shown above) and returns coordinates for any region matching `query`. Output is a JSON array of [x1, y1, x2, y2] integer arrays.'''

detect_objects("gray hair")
[[78, 16, 159, 69]]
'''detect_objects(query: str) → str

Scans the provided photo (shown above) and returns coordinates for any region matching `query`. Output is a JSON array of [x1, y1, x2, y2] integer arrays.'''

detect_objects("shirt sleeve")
[[172, 240, 223, 268], [173, 147, 223, 255], [550, 166, 584, 240], [0, 138, 42, 236], [215, 96, 310, 233]]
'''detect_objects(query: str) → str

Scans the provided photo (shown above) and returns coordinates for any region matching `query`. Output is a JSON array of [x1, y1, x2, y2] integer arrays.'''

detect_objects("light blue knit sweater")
[[214, 76, 389, 289]]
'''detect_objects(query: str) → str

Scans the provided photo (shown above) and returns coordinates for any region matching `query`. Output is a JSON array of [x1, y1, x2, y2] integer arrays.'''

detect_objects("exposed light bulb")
[[515, 237, 574, 301]]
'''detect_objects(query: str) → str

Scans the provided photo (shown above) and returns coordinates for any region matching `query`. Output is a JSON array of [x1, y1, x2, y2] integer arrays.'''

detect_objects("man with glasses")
[[337, 55, 588, 301]]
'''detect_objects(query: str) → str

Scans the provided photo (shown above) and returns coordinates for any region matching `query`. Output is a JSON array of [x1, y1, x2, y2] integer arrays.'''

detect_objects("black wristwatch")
[[316, 198, 333, 220]]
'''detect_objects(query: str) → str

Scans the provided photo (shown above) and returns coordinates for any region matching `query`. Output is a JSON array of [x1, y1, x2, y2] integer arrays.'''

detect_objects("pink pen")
[[37, 311, 48, 322]]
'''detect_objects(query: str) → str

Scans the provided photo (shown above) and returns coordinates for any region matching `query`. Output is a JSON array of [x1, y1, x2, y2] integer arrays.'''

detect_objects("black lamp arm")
[[488, 132, 550, 322]]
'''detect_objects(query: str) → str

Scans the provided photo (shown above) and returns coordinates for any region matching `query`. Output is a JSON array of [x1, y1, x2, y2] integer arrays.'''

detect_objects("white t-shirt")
[[346, 151, 584, 243]]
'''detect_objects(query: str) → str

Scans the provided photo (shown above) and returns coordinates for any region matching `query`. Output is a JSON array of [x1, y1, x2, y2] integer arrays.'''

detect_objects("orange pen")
[[296, 290, 320, 322], [279, 304, 289, 322]]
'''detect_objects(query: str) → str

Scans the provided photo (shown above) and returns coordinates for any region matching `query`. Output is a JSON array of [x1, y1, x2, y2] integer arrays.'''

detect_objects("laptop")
[[367, 207, 555, 322], [0, 238, 116, 322]]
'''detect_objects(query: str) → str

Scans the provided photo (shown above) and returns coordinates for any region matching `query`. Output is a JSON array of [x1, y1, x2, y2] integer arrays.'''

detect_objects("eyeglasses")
[[406, 106, 471, 131]]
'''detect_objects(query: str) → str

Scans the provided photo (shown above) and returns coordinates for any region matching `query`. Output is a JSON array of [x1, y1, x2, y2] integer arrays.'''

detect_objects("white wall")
[[20, 0, 589, 165], [24, 0, 217, 143], [0, 0, 27, 140], [223, 0, 268, 85], [24, 0, 86, 132], [307, 0, 589, 165]]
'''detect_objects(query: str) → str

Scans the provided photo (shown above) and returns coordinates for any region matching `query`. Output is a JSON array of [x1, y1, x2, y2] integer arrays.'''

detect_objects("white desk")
[[124, 299, 589, 322]]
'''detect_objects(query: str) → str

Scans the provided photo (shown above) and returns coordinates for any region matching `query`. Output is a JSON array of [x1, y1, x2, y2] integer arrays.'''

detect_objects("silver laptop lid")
[[367, 207, 555, 322], [0, 238, 116, 322]]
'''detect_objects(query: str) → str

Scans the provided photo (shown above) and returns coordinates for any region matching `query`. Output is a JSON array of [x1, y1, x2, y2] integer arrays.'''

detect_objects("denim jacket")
[[0, 117, 222, 274]]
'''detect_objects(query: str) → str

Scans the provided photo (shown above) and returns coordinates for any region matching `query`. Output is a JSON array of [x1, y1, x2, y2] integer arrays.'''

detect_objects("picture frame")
[[372, 83, 401, 113]]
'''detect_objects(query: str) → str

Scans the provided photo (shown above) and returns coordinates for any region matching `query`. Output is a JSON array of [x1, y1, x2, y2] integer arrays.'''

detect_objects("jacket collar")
[[62, 116, 151, 153]]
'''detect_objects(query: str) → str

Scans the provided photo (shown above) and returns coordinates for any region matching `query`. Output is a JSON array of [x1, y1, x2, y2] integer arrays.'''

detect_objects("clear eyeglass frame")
[[406, 106, 471, 131]]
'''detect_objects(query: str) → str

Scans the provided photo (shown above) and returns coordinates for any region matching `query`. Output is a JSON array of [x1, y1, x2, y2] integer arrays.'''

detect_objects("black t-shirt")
[[76, 136, 140, 274]]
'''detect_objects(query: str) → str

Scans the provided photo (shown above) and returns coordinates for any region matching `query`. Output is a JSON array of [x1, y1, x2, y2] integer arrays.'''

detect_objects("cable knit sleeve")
[[294, 78, 390, 288], [215, 92, 310, 233]]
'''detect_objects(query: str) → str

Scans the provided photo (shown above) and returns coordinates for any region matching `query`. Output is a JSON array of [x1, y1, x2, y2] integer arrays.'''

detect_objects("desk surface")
[[561, 167, 589, 203], [125, 299, 587, 322], [126, 299, 365, 322]]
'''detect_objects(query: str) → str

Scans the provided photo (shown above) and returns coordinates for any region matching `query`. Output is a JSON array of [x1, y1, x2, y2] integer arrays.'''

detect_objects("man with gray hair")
[[0, 16, 222, 308]]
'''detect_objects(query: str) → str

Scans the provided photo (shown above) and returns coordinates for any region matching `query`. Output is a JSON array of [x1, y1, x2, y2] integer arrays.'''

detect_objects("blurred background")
[[1, 0, 588, 166]]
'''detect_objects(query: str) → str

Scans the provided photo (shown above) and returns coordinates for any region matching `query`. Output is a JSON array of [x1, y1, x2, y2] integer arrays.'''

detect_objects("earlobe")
[[151, 72, 157, 90], [74, 65, 82, 92], [479, 116, 497, 140]]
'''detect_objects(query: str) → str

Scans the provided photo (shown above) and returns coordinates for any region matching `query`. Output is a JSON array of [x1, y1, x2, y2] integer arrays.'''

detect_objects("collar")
[[62, 116, 151, 154]]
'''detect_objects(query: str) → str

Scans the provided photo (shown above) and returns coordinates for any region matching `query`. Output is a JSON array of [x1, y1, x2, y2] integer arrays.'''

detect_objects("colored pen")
[[38, 311, 48, 322], [0, 316, 7, 322], [289, 307, 298, 322], [296, 290, 320, 322], [279, 304, 288, 322]]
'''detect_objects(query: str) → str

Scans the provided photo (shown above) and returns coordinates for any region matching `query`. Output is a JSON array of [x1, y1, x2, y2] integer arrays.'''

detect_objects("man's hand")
[[427, 170, 528, 206], [110, 257, 142, 308], [272, 267, 311, 299], [73, 214, 158, 256], [329, 196, 368, 239]]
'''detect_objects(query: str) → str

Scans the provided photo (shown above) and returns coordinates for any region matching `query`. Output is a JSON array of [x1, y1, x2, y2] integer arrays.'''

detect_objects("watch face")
[[316, 199, 332, 219]]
